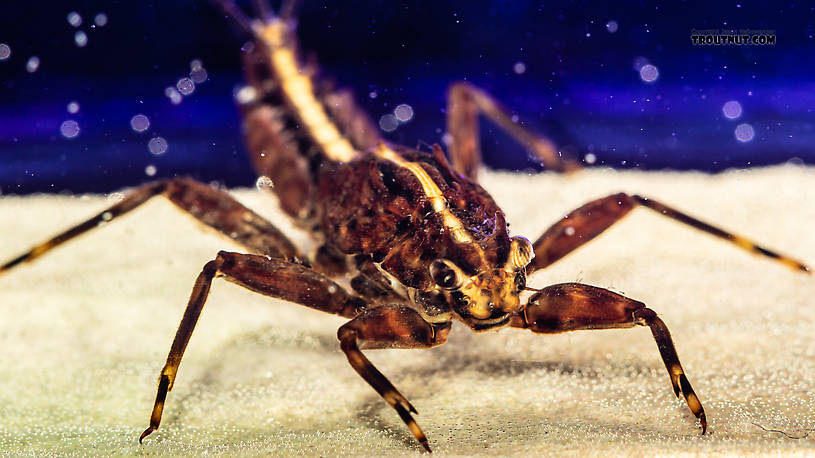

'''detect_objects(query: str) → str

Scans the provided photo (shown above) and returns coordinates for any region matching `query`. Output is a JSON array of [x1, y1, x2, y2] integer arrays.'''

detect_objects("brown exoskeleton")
[[1, 1, 810, 453]]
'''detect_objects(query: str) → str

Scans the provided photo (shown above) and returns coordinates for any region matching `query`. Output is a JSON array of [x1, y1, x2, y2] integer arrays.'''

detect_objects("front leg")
[[338, 306, 451, 452], [511, 283, 707, 433]]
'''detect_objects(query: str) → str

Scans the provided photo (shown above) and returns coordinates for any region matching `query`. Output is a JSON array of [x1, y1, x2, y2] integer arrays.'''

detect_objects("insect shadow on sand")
[[158, 324, 338, 426]]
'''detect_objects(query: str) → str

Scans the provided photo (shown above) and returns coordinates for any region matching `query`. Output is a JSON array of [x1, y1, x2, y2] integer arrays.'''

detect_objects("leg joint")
[[633, 307, 657, 325]]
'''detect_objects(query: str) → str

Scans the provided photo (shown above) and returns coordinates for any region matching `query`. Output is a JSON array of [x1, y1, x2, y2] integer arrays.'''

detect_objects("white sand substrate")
[[1, 166, 813, 456]]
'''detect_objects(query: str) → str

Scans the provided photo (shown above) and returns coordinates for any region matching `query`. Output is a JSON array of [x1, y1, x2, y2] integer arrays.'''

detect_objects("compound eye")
[[430, 259, 462, 289], [507, 236, 534, 270]]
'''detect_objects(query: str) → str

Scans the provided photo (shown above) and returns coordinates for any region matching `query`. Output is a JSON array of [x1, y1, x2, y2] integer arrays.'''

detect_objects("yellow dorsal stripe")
[[374, 143, 473, 244], [259, 22, 357, 162]]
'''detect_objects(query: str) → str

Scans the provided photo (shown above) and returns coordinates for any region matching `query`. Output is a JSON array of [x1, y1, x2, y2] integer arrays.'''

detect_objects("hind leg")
[[446, 81, 580, 180]]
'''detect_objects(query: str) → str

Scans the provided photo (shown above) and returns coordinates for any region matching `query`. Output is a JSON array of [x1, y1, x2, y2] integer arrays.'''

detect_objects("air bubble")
[[67, 11, 82, 27], [130, 114, 150, 132], [722, 100, 742, 120], [513, 62, 526, 74], [190, 67, 208, 83], [176, 77, 195, 96], [0, 43, 10, 61], [164, 86, 182, 105], [26, 56, 40, 73], [735, 123, 755, 142], [379, 114, 398, 132], [606, 20, 619, 33], [235, 86, 258, 105], [584, 153, 597, 164], [256, 176, 274, 190], [67, 101, 80, 114], [639, 64, 659, 83], [74, 31, 88, 48], [148, 136, 168, 155], [394, 104, 414, 122], [107, 192, 124, 202], [60, 120, 80, 138], [145, 165, 157, 176], [94, 13, 108, 27]]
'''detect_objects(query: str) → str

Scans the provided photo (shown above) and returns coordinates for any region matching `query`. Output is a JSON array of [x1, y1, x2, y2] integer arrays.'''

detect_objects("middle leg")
[[139, 250, 367, 442], [527, 192, 810, 273], [0, 178, 305, 275]]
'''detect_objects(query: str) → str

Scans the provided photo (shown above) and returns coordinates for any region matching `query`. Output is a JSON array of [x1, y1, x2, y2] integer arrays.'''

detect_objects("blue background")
[[1, 1, 813, 194]]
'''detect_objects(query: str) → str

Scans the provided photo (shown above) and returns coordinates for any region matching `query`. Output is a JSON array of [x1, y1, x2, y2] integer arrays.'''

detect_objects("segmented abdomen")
[[238, 21, 380, 219]]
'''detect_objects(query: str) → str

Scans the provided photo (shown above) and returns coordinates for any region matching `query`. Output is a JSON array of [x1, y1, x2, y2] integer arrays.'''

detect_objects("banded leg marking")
[[0, 178, 303, 275], [338, 306, 451, 453], [528, 192, 810, 274]]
